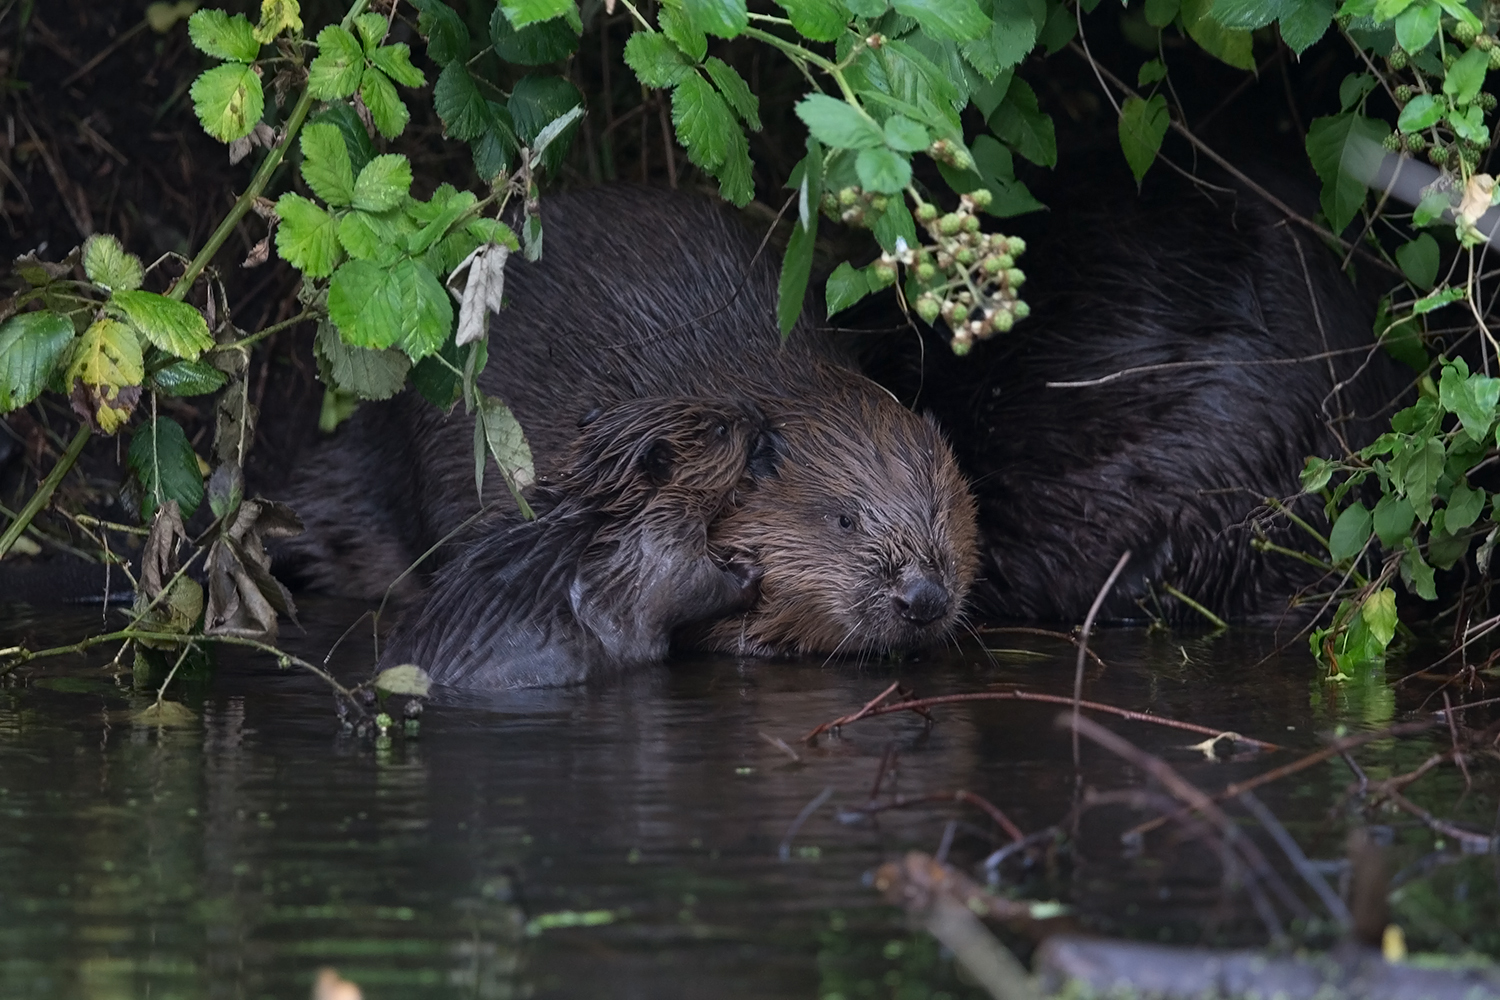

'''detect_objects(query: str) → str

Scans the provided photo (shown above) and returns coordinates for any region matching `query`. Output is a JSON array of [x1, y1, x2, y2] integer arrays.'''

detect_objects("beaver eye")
[[714, 422, 729, 438], [838, 514, 856, 531]]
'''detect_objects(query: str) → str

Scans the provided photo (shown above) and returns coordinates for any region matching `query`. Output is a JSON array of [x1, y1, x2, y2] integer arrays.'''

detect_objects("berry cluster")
[[905, 192, 1028, 354]]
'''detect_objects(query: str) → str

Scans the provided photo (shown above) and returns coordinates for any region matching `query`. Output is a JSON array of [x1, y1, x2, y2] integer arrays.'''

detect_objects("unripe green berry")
[[1393, 84, 1413, 104], [868, 194, 889, 212], [1478, 92, 1498, 111], [1388, 46, 1409, 70], [1489, 45, 1500, 68], [1006, 236, 1026, 256], [1005, 268, 1026, 288], [963, 215, 981, 233], [1381, 132, 1403, 152], [1404, 133, 1428, 153], [872, 260, 898, 285], [1012, 300, 1030, 320], [916, 294, 942, 324], [982, 255, 1004, 274], [916, 262, 936, 282], [993, 311, 1014, 333], [838, 187, 860, 207], [1444, 49, 1457, 67], [955, 248, 975, 265], [1477, 34, 1495, 50], [950, 338, 971, 356], [969, 188, 993, 208], [914, 202, 938, 222], [821, 193, 839, 216], [949, 150, 973, 171], [938, 213, 963, 236], [995, 253, 1014, 269], [1428, 142, 1448, 165], [1453, 20, 1479, 44]]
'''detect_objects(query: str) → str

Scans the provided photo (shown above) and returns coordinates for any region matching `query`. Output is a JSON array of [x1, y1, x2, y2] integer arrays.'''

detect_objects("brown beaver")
[[276, 186, 979, 657], [380, 397, 773, 688]]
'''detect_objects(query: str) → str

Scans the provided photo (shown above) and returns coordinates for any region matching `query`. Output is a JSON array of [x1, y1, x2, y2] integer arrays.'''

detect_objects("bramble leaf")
[[883, 114, 930, 152], [892, 0, 988, 40], [704, 57, 761, 130], [795, 93, 884, 149], [68, 317, 144, 433], [773, 0, 847, 41], [0, 311, 74, 412], [989, 78, 1055, 166], [1118, 92, 1169, 183], [683, 0, 749, 37], [352, 154, 412, 212], [510, 75, 583, 172], [1180, 0, 1253, 70], [253, 0, 303, 43], [371, 43, 426, 88], [314, 320, 410, 400], [354, 12, 389, 51], [327, 258, 453, 360], [1278, 0, 1333, 54], [190, 62, 265, 142], [825, 261, 874, 317], [299, 121, 355, 206], [672, 73, 736, 169], [492, 4, 579, 64], [961, 0, 1038, 78], [150, 359, 229, 398], [1305, 111, 1388, 234], [188, 9, 261, 62], [624, 32, 694, 89], [274, 193, 344, 276], [1396, 93, 1442, 132], [475, 391, 536, 508], [1395, 233, 1438, 290], [108, 291, 213, 360], [129, 417, 205, 521], [410, 0, 471, 63], [308, 25, 364, 99], [855, 147, 911, 193], [498, 0, 576, 31], [338, 208, 410, 265], [360, 66, 409, 138], [83, 233, 144, 293]]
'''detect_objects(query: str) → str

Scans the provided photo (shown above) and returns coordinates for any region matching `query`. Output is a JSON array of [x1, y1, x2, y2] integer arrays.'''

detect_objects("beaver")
[[855, 169, 1412, 623], [380, 397, 773, 688], [276, 186, 979, 657]]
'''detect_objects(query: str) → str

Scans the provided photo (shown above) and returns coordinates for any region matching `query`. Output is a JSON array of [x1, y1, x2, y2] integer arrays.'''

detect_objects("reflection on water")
[[0, 600, 1495, 998]]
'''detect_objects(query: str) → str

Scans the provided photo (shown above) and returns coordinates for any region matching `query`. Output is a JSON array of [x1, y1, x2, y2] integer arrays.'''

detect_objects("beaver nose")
[[893, 577, 950, 625]]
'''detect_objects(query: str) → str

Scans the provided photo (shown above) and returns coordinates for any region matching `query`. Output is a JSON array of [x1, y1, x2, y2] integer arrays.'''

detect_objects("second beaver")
[[277, 187, 979, 658], [381, 397, 773, 688]]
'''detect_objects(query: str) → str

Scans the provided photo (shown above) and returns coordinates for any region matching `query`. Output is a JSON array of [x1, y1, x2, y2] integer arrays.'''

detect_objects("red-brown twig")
[[801, 682, 934, 743]]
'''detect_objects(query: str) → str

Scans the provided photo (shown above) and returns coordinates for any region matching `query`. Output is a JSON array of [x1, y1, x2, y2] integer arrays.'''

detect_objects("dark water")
[[0, 600, 1496, 1000]]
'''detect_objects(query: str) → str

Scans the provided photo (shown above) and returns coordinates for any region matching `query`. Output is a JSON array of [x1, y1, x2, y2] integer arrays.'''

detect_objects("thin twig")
[[1075, 551, 1132, 767]]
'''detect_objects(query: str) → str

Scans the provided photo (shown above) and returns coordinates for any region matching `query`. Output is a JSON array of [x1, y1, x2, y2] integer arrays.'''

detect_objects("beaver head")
[[697, 374, 979, 656]]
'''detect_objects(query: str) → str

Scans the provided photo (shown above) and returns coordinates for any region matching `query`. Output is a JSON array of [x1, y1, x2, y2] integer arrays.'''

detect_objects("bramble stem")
[[0, 421, 90, 560]]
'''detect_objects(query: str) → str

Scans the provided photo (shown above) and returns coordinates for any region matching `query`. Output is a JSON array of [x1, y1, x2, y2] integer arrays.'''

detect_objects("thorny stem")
[[0, 421, 90, 560]]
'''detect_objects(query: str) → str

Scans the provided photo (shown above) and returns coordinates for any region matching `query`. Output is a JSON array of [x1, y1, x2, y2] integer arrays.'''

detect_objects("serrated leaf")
[[1278, 0, 1332, 53], [962, 0, 1038, 77], [1305, 111, 1388, 234], [188, 9, 261, 62], [352, 154, 413, 212], [433, 62, 495, 141], [1444, 45, 1489, 105], [672, 73, 736, 169], [660, 6, 708, 61], [475, 391, 536, 506], [1180, 0, 1254, 70], [1395, 232, 1438, 290], [68, 317, 144, 433], [772, 0, 847, 41], [492, 4, 579, 64], [892, 0, 988, 40], [683, 0, 749, 37], [371, 43, 425, 88], [373, 664, 433, 697], [989, 77, 1055, 166], [715, 127, 755, 205], [274, 193, 344, 277], [108, 291, 213, 360], [410, 188, 479, 256], [299, 121, 355, 206], [825, 261, 874, 317], [1118, 93, 1168, 183], [308, 25, 364, 99], [150, 358, 229, 397], [498, 0, 576, 31], [1207, 0, 1287, 29], [314, 320, 410, 399], [1396, 93, 1442, 132], [253, 0, 303, 42], [338, 207, 411, 266], [1329, 501, 1373, 562], [704, 57, 760, 130], [190, 63, 266, 142], [83, 233, 144, 293], [129, 417, 205, 521], [0, 311, 74, 412], [883, 114, 930, 152], [327, 258, 453, 360], [624, 32, 693, 89], [1439, 362, 1500, 443], [310, 101, 377, 172], [354, 12, 389, 51], [360, 67, 409, 139], [409, 0, 470, 63], [795, 93, 884, 149], [778, 194, 817, 336], [510, 75, 583, 172], [855, 147, 912, 193]]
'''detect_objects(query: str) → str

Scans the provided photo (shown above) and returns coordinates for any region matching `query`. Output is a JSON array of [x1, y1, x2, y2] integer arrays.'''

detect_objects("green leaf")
[[988, 78, 1056, 167], [715, 127, 755, 205], [339, 208, 410, 265], [1339, 73, 1375, 112], [360, 67, 409, 139], [1180, 0, 1254, 70], [1279, 0, 1332, 53], [1372, 492, 1415, 546], [1329, 501, 1373, 562], [1396, 93, 1442, 132], [773, 0, 847, 41], [371, 43, 426, 88], [149, 359, 228, 398], [190, 62, 265, 142], [314, 320, 411, 400], [498, 0, 577, 31], [1400, 542, 1438, 599], [432, 62, 495, 141], [883, 114, 931, 151], [409, 0, 470, 63], [475, 391, 536, 509], [1443, 45, 1489, 105], [1412, 286, 1464, 314], [1393, 1, 1438, 52], [308, 25, 365, 99], [310, 101, 377, 173], [1444, 479, 1484, 531], [660, 6, 708, 60], [778, 208, 816, 337], [1144, 0, 1179, 26], [1305, 111, 1388, 233], [68, 318, 144, 433], [108, 291, 213, 361], [961, 0, 1037, 78], [492, 4, 580, 64], [354, 12, 389, 51], [129, 417, 204, 521], [625, 32, 694, 89], [188, 9, 260, 62], [1439, 361, 1500, 443], [1118, 93, 1169, 183], [373, 664, 432, 697], [826, 261, 875, 317], [253, 0, 303, 43], [672, 73, 737, 169], [1137, 58, 1167, 85], [1208, 0, 1286, 29], [510, 75, 584, 172], [299, 122, 355, 206], [83, 233, 144, 293], [274, 193, 344, 277], [327, 258, 453, 360], [795, 93, 884, 149], [1393, 435, 1445, 521], [855, 147, 912, 194], [1036, 0, 1077, 52], [352, 154, 413, 212], [892, 0, 988, 40], [410, 187, 479, 257], [1395, 233, 1438, 290], [705, 57, 761, 130], [1361, 588, 1399, 646], [682, 0, 749, 38], [0, 311, 74, 412]]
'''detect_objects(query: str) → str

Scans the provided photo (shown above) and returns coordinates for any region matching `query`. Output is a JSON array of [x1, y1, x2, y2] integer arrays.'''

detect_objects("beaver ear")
[[642, 439, 676, 486], [578, 406, 604, 428], [748, 428, 784, 479]]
